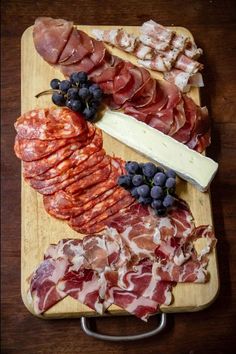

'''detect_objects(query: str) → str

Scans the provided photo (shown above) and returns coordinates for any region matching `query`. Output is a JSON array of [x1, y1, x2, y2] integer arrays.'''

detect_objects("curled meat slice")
[[175, 54, 203, 74], [58, 28, 91, 65], [15, 107, 87, 140], [141, 20, 174, 44], [33, 17, 73, 64]]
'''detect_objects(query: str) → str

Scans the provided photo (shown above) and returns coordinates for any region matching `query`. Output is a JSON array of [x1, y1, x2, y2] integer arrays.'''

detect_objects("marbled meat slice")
[[15, 107, 87, 140], [29, 257, 69, 314], [33, 17, 73, 64]]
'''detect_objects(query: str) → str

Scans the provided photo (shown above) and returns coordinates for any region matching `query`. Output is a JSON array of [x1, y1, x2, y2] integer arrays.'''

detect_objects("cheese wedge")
[[96, 110, 218, 191]]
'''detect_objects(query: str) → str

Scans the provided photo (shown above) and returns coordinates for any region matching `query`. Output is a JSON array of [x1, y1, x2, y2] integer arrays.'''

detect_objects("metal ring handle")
[[80, 313, 167, 341]]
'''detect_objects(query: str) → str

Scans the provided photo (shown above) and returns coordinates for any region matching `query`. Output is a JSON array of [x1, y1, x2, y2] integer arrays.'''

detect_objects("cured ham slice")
[[175, 54, 203, 74], [164, 69, 204, 92], [141, 20, 173, 44], [33, 17, 73, 64]]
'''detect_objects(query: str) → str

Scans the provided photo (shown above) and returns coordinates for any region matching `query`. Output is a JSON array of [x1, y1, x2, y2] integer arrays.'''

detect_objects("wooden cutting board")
[[21, 25, 219, 318]]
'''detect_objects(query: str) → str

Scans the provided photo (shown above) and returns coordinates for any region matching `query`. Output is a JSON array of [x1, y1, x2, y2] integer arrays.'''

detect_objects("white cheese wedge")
[[96, 110, 218, 191]]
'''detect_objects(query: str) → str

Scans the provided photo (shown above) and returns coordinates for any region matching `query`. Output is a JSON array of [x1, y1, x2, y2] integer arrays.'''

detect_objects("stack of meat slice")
[[33, 17, 210, 153], [14, 106, 135, 234], [28, 205, 216, 320]]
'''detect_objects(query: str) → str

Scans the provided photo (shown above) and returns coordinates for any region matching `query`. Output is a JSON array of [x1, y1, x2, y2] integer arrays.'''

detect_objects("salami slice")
[[65, 156, 112, 195], [23, 141, 84, 178], [14, 134, 80, 162], [71, 157, 123, 204], [74, 194, 135, 234], [69, 187, 132, 228], [36, 155, 111, 195], [15, 107, 87, 140], [28, 149, 106, 190], [43, 186, 118, 220]]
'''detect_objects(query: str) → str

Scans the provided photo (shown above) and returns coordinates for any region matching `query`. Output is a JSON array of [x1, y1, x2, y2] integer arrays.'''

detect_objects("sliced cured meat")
[[113, 62, 133, 93], [89, 38, 106, 66], [148, 109, 174, 134], [140, 20, 173, 44], [90, 61, 124, 84], [77, 195, 135, 234], [23, 140, 83, 178], [174, 54, 203, 74], [64, 156, 111, 195], [33, 17, 73, 64], [32, 126, 101, 180], [92, 28, 136, 53], [71, 157, 123, 204], [58, 269, 104, 314], [77, 30, 94, 52], [138, 56, 171, 72], [14, 135, 79, 162], [70, 187, 130, 227], [29, 148, 105, 190], [129, 78, 156, 108], [60, 56, 95, 77], [58, 28, 90, 65], [29, 257, 69, 314], [36, 154, 111, 195], [168, 99, 186, 136], [15, 107, 87, 140]]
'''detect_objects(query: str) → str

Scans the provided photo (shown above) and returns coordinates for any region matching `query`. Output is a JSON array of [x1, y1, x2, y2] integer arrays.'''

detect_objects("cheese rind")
[[96, 110, 218, 191]]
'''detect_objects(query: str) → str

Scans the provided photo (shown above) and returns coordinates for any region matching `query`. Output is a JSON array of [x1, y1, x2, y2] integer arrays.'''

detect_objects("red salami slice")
[[65, 156, 111, 195], [31, 126, 101, 180], [70, 187, 131, 228], [28, 148, 106, 190], [36, 154, 111, 195], [76, 195, 135, 234], [15, 107, 87, 140], [14, 135, 80, 162], [23, 140, 84, 178], [71, 157, 123, 204]]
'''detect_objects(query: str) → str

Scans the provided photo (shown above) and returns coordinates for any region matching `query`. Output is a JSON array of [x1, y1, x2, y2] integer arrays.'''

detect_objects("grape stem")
[[35, 89, 60, 98]]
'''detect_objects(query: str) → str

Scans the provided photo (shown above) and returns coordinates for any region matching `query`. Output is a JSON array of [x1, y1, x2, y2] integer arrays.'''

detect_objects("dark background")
[[1, 0, 236, 353]]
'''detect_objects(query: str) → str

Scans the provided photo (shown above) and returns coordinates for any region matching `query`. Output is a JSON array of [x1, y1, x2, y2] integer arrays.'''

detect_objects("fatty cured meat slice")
[[186, 106, 210, 152], [36, 154, 111, 195], [23, 140, 83, 178], [58, 269, 104, 314], [29, 257, 69, 314], [15, 107, 87, 140], [31, 126, 101, 180], [141, 20, 173, 45], [58, 28, 91, 65], [70, 187, 131, 228], [29, 148, 105, 190], [33, 17, 73, 64], [77, 195, 135, 234], [14, 135, 79, 162], [65, 156, 111, 196], [174, 54, 203, 74]]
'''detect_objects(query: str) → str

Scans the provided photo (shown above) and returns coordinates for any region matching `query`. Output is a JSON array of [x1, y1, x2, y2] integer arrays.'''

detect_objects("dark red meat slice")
[[129, 78, 156, 108], [58, 28, 90, 65], [89, 38, 106, 66], [33, 17, 73, 64], [60, 57, 95, 77], [77, 30, 94, 52], [15, 107, 87, 140], [147, 109, 174, 134]]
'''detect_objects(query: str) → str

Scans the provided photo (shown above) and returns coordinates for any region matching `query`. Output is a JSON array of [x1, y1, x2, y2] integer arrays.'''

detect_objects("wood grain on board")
[[21, 25, 219, 318]]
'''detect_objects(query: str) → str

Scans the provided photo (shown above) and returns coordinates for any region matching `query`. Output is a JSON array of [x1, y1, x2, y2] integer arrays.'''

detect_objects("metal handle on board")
[[80, 313, 167, 341]]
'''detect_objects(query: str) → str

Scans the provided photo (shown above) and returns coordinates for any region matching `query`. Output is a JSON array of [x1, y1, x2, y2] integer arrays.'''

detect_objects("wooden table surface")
[[1, 0, 236, 353]]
